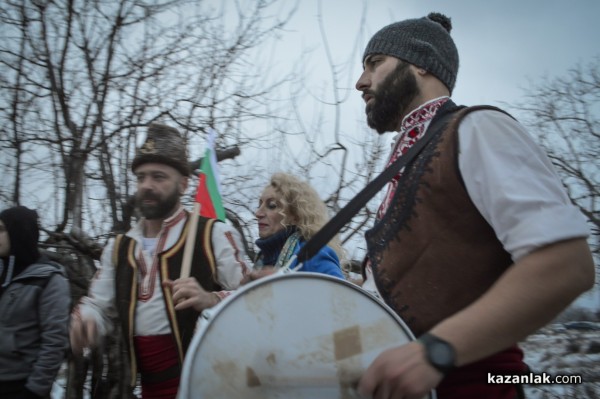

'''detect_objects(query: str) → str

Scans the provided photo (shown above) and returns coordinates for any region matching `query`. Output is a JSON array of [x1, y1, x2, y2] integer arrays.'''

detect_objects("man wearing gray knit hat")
[[362, 12, 458, 94], [356, 12, 594, 399]]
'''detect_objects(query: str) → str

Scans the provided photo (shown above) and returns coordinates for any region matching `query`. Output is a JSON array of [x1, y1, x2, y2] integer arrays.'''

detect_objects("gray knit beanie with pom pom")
[[362, 12, 459, 93]]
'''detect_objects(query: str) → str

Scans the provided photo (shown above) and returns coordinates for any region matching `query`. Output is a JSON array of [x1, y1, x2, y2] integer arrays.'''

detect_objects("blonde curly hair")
[[268, 173, 346, 262]]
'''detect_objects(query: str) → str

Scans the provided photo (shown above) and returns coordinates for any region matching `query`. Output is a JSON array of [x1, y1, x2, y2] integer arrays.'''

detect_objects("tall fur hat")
[[131, 123, 190, 176]]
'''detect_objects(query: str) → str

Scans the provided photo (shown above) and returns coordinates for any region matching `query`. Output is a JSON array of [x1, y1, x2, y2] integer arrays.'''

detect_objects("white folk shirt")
[[77, 206, 250, 337], [362, 101, 590, 299]]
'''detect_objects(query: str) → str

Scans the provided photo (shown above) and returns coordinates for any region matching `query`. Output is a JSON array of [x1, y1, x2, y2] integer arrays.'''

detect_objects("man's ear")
[[415, 67, 428, 76]]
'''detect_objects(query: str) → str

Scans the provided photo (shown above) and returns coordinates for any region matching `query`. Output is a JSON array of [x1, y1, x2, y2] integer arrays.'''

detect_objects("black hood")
[[0, 205, 41, 276]]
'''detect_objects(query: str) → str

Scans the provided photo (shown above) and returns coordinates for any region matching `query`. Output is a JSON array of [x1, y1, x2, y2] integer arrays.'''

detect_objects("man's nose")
[[355, 70, 370, 91], [138, 177, 153, 190]]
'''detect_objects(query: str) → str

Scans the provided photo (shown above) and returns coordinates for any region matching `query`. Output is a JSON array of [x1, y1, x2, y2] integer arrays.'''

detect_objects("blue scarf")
[[255, 226, 299, 267]]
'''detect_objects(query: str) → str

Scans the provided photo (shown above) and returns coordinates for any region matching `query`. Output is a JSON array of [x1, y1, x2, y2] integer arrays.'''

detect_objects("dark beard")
[[136, 187, 180, 220], [366, 61, 419, 134]]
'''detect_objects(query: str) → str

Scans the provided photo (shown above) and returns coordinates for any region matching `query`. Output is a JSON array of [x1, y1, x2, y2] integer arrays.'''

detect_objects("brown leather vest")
[[113, 215, 221, 385], [365, 106, 513, 336]]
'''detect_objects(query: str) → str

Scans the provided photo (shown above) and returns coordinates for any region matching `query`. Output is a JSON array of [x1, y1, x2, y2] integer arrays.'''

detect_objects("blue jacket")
[[289, 241, 344, 278]]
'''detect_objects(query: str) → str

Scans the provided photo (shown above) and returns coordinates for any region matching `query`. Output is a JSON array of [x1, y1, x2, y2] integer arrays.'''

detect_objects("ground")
[[521, 322, 600, 398]]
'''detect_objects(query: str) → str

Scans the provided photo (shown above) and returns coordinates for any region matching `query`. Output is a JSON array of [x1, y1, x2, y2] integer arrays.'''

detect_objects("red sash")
[[134, 335, 181, 399]]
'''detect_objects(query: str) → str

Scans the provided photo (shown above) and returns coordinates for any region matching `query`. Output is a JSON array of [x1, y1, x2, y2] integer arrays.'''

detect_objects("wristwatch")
[[418, 332, 456, 374]]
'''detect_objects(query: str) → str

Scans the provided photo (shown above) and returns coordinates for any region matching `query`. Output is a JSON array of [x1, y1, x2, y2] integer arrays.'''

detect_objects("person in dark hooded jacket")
[[0, 206, 71, 399]]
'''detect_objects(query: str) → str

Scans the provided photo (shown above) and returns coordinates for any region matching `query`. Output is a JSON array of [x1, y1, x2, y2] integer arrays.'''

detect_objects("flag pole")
[[180, 201, 201, 279]]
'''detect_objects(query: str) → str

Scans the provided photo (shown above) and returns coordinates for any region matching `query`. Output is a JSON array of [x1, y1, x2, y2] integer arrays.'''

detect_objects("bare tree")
[[0, 0, 296, 238], [516, 59, 599, 281]]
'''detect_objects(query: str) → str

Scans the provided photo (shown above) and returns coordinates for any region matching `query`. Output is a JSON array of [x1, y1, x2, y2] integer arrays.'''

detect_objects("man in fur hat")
[[354, 12, 594, 399], [69, 123, 251, 399]]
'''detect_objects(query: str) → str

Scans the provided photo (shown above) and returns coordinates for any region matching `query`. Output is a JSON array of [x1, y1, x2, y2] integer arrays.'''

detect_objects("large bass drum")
[[179, 272, 435, 399]]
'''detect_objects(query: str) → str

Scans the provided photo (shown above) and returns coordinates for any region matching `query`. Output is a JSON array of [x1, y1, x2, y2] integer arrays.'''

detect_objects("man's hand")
[[69, 311, 99, 355], [357, 342, 442, 399], [163, 277, 218, 312]]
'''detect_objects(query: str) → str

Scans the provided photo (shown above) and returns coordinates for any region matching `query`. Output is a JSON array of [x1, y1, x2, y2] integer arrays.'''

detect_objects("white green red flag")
[[195, 128, 226, 220]]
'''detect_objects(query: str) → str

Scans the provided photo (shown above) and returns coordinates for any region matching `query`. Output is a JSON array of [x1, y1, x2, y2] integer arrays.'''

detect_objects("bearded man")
[[354, 13, 595, 399], [70, 123, 250, 399]]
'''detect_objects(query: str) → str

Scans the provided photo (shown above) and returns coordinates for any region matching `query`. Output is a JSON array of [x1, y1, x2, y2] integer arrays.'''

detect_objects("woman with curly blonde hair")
[[253, 173, 345, 278]]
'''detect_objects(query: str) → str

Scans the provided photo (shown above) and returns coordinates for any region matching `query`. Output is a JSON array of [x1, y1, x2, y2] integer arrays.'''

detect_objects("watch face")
[[430, 341, 454, 366]]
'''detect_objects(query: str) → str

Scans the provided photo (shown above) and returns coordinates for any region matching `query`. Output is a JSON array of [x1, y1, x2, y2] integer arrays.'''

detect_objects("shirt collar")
[[162, 205, 187, 228], [400, 96, 450, 133]]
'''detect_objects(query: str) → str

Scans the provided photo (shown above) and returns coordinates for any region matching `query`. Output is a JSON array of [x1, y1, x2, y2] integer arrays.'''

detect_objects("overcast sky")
[[276, 0, 600, 109], [232, 0, 600, 185]]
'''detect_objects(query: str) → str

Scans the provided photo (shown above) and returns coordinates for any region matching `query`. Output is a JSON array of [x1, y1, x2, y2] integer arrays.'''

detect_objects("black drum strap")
[[297, 100, 462, 263]]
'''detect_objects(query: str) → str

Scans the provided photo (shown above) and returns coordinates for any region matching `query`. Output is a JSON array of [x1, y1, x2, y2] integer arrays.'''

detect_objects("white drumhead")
[[179, 272, 433, 399]]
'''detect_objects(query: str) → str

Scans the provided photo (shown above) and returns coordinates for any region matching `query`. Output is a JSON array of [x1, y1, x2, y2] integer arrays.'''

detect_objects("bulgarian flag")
[[194, 128, 226, 220]]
